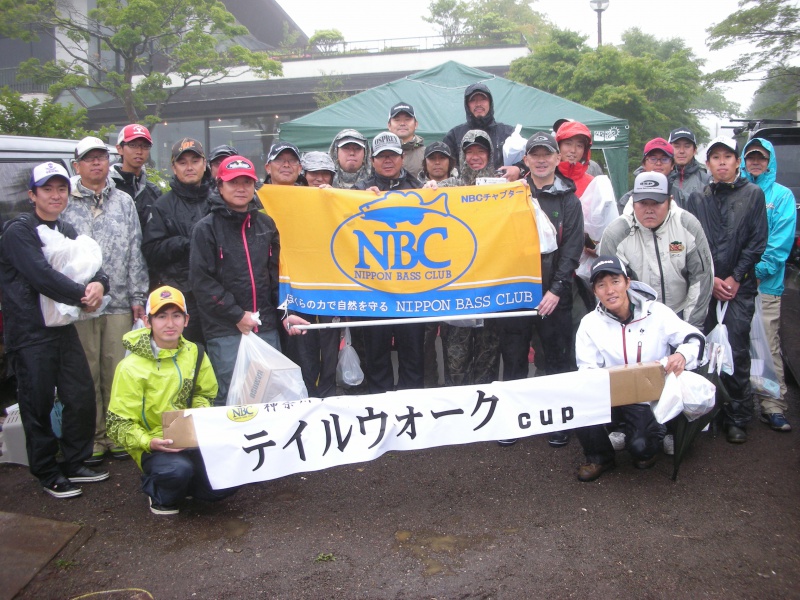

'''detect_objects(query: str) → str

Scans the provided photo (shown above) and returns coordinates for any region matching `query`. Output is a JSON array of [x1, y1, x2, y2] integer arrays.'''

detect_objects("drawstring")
[[241, 214, 258, 333]]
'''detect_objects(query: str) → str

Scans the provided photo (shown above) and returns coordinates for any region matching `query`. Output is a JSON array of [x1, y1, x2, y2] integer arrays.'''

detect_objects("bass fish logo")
[[331, 191, 477, 293], [227, 405, 258, 422]]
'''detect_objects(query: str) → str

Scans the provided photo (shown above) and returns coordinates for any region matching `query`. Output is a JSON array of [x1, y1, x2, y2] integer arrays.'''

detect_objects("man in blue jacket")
[[741, 137, 797, 432]]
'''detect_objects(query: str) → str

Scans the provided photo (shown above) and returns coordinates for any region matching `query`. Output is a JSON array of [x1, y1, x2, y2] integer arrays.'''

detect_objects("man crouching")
[[107, 286, 237, 515]]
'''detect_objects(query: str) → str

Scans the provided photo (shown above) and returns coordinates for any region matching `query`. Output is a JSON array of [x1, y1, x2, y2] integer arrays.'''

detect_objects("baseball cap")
[[705, 136, 738, 160], [668, 128, 696, 145], [74, 136, 108, 161], [29, 162, 71, 191], [462, 134, 491, 153], [744, 139, 769, 159], [301, 151, 336, 174], [552, 118, 572, 133], [146, 286, 187, 315], [208, 144, 239, 163], [525, 132, 559, 154], [590, 255, 628, 284], [335, 130, 367, 149], [643, 138, 674, 158], [171, 138, 205, 162], [372, 132, 403, 155], [389, 102, 415, 119], [217, 155, 258, 182], [424, 141, 453, 159], [117, 124, 152, 145], [632, 172, 670, 204], [267, 142, 301, 163]]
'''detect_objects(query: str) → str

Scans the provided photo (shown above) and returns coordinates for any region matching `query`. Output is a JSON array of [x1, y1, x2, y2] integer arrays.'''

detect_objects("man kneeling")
[[107, 286, 237, 514]]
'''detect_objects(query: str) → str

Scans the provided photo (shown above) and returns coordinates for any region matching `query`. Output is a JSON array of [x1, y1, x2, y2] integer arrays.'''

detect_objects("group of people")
[[1, 82, 794, 513]]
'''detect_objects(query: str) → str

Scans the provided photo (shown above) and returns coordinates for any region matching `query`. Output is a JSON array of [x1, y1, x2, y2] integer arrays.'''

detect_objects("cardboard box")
[[162, 363, 667, 449]]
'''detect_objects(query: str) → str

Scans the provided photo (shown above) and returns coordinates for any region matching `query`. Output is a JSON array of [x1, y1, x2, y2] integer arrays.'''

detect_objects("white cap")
[[74, 136, 108, 160], [30, 162, 71, 191]]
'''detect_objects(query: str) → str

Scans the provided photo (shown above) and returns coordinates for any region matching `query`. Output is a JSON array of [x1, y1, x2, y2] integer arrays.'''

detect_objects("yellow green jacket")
[[107, 327, 217, 468]]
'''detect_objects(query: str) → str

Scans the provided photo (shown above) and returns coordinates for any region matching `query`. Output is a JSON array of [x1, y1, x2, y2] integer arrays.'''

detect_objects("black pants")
[[141, 450, 238, 506], [363, 322, 425, 393], [11, 329, 95, 485], [576, 404, 665, 465], [285, 313, 339, 398], [182, 294, 205, 346], [704, 290, 756, 427]]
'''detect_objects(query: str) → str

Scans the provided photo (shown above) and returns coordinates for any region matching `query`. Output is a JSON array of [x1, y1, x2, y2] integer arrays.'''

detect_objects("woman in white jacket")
[[574, 255, 703, 482]]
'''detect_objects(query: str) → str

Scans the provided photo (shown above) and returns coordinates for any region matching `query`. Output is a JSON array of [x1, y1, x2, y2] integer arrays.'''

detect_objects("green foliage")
[[0, 0, 282, 125], [509, 27, 738, 180], [424, 0, 469, 46], [707, 0, 800, 114], [309, 30, 345, 55], [314, 552, 336, 563], [313, 73, 350, 109], [425, 0, 550, 47]]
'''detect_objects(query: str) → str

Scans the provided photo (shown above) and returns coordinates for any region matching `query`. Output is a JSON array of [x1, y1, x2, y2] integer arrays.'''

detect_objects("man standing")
[[686, 136, 768, 444], [0, 162, 110, 497], [208, 145, 239, 180], [421, 142, 455, 183], [143, 138, 212, 344], [328, 129, 371, 189], [668, 128, 710, 197], [599, 172, 713, 329], [111, 124, 161, 231], [265, 142, 306, 186], [302, 151, 337, 187], [63, 136, 149, 464], [740, 137, 797, 432], [387, 102, 425, 179], [618, 138, 686, 214]]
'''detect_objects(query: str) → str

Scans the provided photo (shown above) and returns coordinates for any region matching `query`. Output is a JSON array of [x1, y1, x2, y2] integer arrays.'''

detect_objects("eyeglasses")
[[645, 155, 673, 165], [80, 154, 109, 163], [124, 142, 152, 150]]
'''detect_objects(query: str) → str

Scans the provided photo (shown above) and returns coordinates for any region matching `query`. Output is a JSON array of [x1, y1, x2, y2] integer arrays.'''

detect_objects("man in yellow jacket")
[[107, 286, 237, 515]]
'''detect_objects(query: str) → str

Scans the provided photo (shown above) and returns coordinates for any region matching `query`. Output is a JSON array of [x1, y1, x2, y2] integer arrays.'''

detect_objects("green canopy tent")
[[280, 61, 629, 198]]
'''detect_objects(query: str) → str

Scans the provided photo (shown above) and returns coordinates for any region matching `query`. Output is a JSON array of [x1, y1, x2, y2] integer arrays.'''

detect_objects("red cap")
[[643, 137, 673, 158], [117, 124, 152, 145], [217, 155, 258, 182]]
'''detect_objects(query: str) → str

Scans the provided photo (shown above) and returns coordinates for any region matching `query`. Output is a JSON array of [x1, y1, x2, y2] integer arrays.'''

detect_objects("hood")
[[328, 128, 372, 188], [122, 327, 186, 361], [458, 130, 496, 185], [740, 137, 777, 192], [594, 280, 658, 322], [208, 188, 261, 218], [168, 172, 211, 202], [463, 82, 496, 130]]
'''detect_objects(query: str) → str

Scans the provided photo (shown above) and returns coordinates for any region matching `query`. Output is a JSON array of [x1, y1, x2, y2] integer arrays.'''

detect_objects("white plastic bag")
[[750, 295, 780, 398], [579, 175, 619, 243], [531, 197, 558, 254], [37, 225, 109, 326], [653, 370, 717, 424], [336, 328, 364, 387], [502, 124, 526, 167], [653, 372, 684, 424], [227, 333, 308, 405], [706, 302, 734, 376]]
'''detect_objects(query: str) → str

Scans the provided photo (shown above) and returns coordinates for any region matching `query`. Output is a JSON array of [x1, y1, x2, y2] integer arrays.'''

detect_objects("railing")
[[0, 68, 53, 94]]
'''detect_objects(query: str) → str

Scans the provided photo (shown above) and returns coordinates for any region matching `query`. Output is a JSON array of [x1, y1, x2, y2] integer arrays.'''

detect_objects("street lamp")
[[589, 0, 609, 47]]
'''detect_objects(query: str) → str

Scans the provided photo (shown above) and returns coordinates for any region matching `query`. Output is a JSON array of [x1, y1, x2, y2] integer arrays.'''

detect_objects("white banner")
[[192, 371, 611, 489]]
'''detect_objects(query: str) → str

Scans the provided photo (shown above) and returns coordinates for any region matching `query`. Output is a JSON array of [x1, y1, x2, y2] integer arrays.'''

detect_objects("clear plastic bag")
[[502, 124, 526, 167], [706, 302, 734, 376], [124, 319, 146, 358], [336, 327, 364, 387], [227, 333, 308, 405], [579, 175, 619, 243], [37, 225, 109, 326], [531, 197, 558, 254], [750, 295, 780, 398]]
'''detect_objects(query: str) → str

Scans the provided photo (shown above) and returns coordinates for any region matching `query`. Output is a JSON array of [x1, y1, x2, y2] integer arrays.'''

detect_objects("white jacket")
[[576, 281, 703, 373]]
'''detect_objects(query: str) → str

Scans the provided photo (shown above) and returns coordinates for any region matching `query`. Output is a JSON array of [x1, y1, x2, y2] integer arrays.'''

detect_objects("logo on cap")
[[226, 159, 253, 170]]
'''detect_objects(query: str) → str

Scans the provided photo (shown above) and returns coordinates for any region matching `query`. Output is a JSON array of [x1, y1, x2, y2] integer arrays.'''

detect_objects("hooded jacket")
[[142, 174, 212, 292], [436, 130, 497, 187], [328, 129, 372, 189], [576, 280, 701, 374], [598, 201, 713, 329], [685, 172, 768, 292], [62, 176, 149, 312], [110, 163, 162, 232], [669, 158, 710, 198], [443, 83, 514, 171], [0, 213, 109, 351], [189, 191, 280, 341], [400, 134, 425, 181], [555, 121, 594, 197], [740, 138, 797, 296], [106, 327, 217, 468]]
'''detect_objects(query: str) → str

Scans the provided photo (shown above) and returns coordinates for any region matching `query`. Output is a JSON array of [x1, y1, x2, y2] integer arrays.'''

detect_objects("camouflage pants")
[[440, 320, 500, 386]]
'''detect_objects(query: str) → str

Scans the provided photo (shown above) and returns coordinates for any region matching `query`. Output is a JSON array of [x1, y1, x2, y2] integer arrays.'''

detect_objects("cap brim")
[[173, 148, 204, 161], [632, 192, 669, 203], [745, 148, 769, 158], [374, 148, 403, 155], [590, 267, 626, 283], [337, 139, 366, 149], [527, 144, 558, 154], [76, 145, 108, 160], [32, 174, 71, 189]]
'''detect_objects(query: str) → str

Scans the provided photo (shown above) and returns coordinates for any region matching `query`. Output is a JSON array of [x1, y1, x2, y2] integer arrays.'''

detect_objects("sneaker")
[[84, 445, 106, 467], [109, 446, 130, 460], [663, 434, 675, 456], [42, 478, 82, 499], [66, 465, 110, 483], [149, 497, 179, 515], [497, 439, 518, 447], [760, 412, 792, 432], [547, 431, 569, 447], [608, 431, 626, 451]]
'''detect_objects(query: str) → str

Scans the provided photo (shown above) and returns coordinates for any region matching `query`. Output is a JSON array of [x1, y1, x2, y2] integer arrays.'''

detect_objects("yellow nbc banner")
[[257, 182, 541, 318]]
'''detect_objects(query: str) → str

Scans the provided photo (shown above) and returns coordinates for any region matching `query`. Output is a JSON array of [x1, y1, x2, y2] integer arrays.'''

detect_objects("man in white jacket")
[[574, 256, 703, 482]]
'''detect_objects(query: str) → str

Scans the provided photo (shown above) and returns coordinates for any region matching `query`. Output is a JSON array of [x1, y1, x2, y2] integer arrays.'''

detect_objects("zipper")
[[241, 214, 259, 333], [652, 229, 666, 304], [637, 341, 642, 363], [621, 325, 628, 364]]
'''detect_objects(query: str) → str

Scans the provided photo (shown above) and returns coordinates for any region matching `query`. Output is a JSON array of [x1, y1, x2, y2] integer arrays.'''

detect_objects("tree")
[[425, 0, 550, 47], [313, 73, 351, 109], [424, 0, 469, 46], [0, 86, 92, 138], [748, 67, 800, 118], [0, 0, 282, 126], [309, 30, 345, 55], [509, 28, 737, 179], [707, 0, 800, 115]]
